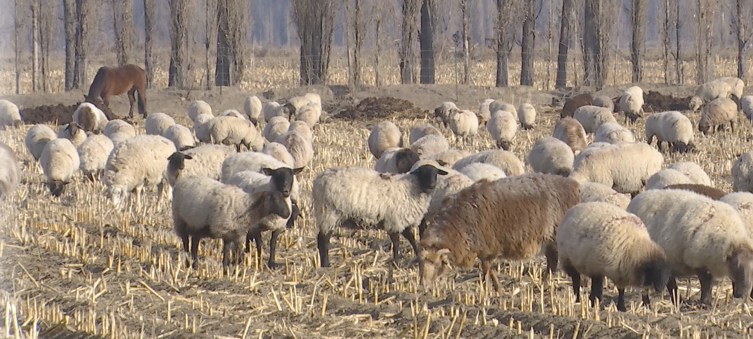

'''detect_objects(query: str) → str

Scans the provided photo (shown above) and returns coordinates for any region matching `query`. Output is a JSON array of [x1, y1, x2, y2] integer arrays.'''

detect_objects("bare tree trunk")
[[346, 0, 355, 86], [556, 0, 574, 88], [662, 0, 671, 84], [169, 0, 189, 88], [461, 0, 471, 85], [113, 0, 133, 65], [630, 0, 647, 83], [205, 0, 217, 89], [520, 0, 535, 86], [73, 0, 89, 89], [675, 1, 682, 84], [64, 0, 76, 91], [353, 0, 364, 86], [495, 0, 518, 87], [144, 0, 154, 88], [31, 0, 39, 92], [547, 0, 554, 90], [695, 0, 710, 84], [40, 0, 53, 92], [737, 0, 749, 81], [400, 0, 421, 84], [583, 0, 611, 90], [375, 17, 381, 87], [292, 0, 336, 85], [419, 0, 435, 84], [14, 0, 20, 94]]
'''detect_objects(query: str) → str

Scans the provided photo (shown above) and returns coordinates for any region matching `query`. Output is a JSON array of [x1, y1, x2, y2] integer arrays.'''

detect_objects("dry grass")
[[1, 87, 753, 338]]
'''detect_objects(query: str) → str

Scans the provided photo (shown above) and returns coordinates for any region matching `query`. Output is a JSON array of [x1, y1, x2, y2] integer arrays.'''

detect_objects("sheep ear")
[[183, 154, 193, 160], [436, 168, 448, 176], [292, 167, 305, 175], [262, 167, 275, 176]]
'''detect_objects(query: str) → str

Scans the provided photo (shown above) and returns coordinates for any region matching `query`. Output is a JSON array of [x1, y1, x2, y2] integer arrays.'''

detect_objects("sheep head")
[[418, 248, 451, 289], [410, 165, 448, 193], [729, 242, 753, 299]]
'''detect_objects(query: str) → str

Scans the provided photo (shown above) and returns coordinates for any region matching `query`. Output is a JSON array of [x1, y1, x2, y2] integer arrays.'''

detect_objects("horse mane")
[[86, 67, 108, 102]]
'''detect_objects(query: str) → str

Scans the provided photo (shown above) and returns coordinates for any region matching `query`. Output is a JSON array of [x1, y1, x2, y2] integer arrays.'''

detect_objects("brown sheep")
[[560, 93, 593, 118], [663, 183, 726, 200]]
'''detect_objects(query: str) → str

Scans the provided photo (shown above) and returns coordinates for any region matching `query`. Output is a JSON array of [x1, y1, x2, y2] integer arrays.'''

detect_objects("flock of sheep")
[[2, 76, 753, 314]]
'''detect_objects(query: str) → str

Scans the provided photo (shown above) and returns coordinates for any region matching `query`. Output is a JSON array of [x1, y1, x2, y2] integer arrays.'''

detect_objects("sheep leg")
[[401, 227, 421, 258], [666, 276, 679, 305], [697, 270, 714, 305], [641, 290, 651, 309], [480, 259, 501, 292], [388, 231, 402, 266], [731, 121, 736, 133], [562, 262, 581, 302], [190, 237, 200, 269], [543, 244, 558, 280], [221, 240, 231, 267], [616, 288, 628, 312], [180, 235, 191, 268], [589, 275, 604, 308], [248, 228, 264, 266], [317, 231, 332, 267], [418, 218, 428, 237], [267, 229, 282, 269]]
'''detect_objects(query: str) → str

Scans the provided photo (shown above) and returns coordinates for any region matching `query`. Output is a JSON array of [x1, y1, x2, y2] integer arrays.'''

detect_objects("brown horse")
[[84, 64, 148, 118]]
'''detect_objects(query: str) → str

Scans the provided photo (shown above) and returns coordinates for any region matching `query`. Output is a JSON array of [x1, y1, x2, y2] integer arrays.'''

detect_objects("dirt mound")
[[20, 102, 119, 126], [644, 90, 691, 112], [334, 97, 429, 121]]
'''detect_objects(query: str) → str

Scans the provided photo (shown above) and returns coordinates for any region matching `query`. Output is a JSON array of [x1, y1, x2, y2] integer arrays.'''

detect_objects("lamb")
[[163, 124, 196, 151], [667, 161, 711, 186], [517, 103, 536, 130], [573, 105, 617, 134], [208, 116, 264, 152], [145, 113, 176, 136], [73, 102, 108, 133], [591, 95, 615, 111], [77, 134, 114, 181], [489, 101, 518, 120], [193, 114, 213, 143], [618, 86, 644, 123], [0, 100, 22, 129], [418, 173, 580, 291], [689, 80, 733, 111], [275, 131, 314, 169], [293, 102, 321, 127], [261, 142, 295, 167], [262, 101, 282, 122], [718, 76, 745, 101], [409, 123, 442, 145], [645, 169, 694, 190], [486, 110, 517, 150], [410, 134, 449, 157], [578, 182, 631, 209], [368, 121, 403, 159], [420, 149, 469, 167], [0, 142, 21, 199], [699, 97, 738, 135], [172, 175, 290, 268], [644, 111, 695, 152], [741, 96, 753, 121], [457, 162, 506, 182], [552, 117, 587, 154], [263, 116, 290, 143], [527, 137, 574, 176], [104, 134, 177, 207], [451, 150, 525, 176], [478, 99, 495, 126], [374, 147, 420, 174], [243, 96, 262, 124], [557, 202, 670, 311], [569, 142, 663, 196], [434, 102, 459, 127], [594, 122, 636, 144], [313, 165, 448, 267], [560, 93, 593, 118], [25, 124, 58, 161], [220, 109, 246, 120], [188, 100, 212, 122], [57, 122, 87, 147], [287, 121, 313, 142], [104, 120, 136, 138], [733, 150, 753, 192], [662, 183, 725, 200], [449, 110, 479, 142], [166, 144, 237, 186], [40, 138, 80, 197]]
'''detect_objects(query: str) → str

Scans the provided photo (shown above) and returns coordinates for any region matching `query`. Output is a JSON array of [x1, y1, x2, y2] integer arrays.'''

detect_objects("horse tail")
[[86, 67, 107, 102]]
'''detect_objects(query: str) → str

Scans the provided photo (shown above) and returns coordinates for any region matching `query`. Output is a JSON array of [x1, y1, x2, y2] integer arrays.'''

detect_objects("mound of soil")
[[20, 102, 119, 126], [334, 97, 429, 121], [644, 90, 691, 112]]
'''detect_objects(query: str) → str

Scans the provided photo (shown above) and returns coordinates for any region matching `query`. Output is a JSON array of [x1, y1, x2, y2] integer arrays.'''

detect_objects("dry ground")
[[1, 83, 753, 339]]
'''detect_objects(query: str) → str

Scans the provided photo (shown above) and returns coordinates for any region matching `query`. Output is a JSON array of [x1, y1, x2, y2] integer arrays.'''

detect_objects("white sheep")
[[275, 131, 314, 169], [188, 100, 213, 122], [689, 80, 733, 111], [578, 182, 631, 209], [104, 134, 177, 207], [433, 102, 459, 127], [25, 124, 57, 161], [626, 189, 702, 234], [420, 149, 470, 168], [287, 121, 313, 142], [591, 95, 614, 111], [732, 150, 753, 192], [517, 103, 536, 130], [699, 97, 738, 135], [741, 96, 753, 121], [368, 121, 402, 159], [77, 134, 114, 181], [527, 137, 574, 176], [193, 113, 213, 144], [145, 113, 176, 136], [594, 122, 635, 144], [478, 99, 495, 126], [451, 149, 525, 176], [667, 161, 711, 186], [645, 168, 694, 190], [0, 100, 22, 129], [569, 142, 663, 196], [243, 96, 262, 124], [557, 202, 670, 312], [552, 117, 587, 154], [304, 92, 322, 109], [166, 144, 237, 187], [644, 111, 695, 152], [409, 123, 442, 145], [449, 109, 479, 142], [489, 100, 518, 120], [73, 102, 108, 133], [220, 109, 246, 120], [262, 101, 282, 122], [40, 138, 80, 197], [410, 134, 449, 157], [720, 192, 753, 238], [208, 116, 263, 152], [261, 142, 295, 167], [220, 152, 302, 203], [718, 76, 745, 101], [163, 124, 196, 151], [573, 105, 617, 134], [104, 119, 136, 138], [284, 96, 312, 118], [486, 110, 517, 150], [294, 101, 321, 128], [0, 142, 21, 199], [618, 86, 644, 123], [457, 162, 506, 182], [572, 142, 613, 168], [57, 123, 87, 147], [374, 147, 420, 174], [263, 116, 290, 143], [313, 164, 448, 267], [108, 132, 132, 146]]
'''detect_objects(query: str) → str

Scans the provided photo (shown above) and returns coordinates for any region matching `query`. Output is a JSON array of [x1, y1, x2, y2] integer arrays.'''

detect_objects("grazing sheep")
[[172, 175, 291, 268], [313, 165, 448, 267], [108, 132, 131, 146], [626, 189, 702, 233], [487, 110, 518, 150], [644, 111, 695, 152], [104, 120, 136, 138], [645, 169, 694, 190], [188, 100, 212, 122], [420, 149, 469, 167], [40, 138, 80, 197], [557, 202, 670, 311], [449, 110, 479, 142], [451, 150, 525, 176], [410, 134, 449, 157], [25, 124, 57, 161], [478, 99, 495, 126], [104, 135, 177, 207], [262, 101, 282, 122], [489, 101, 518, 120], [287, 121, 313, 142], [166, 144, 237, 186], [263, 116, 290, 143], [689, 80, 733, 111], [662, 183, 725, 200], [163, 124, 196, 151], [618, 86, 644, 123], [58, 122, 87, 147], [193, 113, 213, 143], [304, 93, 322, 109], [220, 152, 302, 203], [699, 97, 738, 135], [261, 142, 295, 167], [592, 95, 615, 111], [208, 116, 263, 152], [0, 100, 22, 129], [374, 147, 420, 174], [409, 123, 442, 145], [73, 103, 108, 133], [572, 142, 613, 168], [275, 131, 314, 169], [77, 134, 114, 181], [293, 101, 321, 127], [733, 150, 753, 193], [742, 96, 753, 121], [145, 113, 176, 136], [517, 103, 536, 130], [718, 76, 745, 101], [0, 142, 21, 199], [560, 93, 593, 118], [368, 121, 402, 159], [220, 109, 246, 120], [573, 105, 617, 134], [418, 173, 580, 290], [434, 102, 459, 127], [244, 96, 262, 124], [457, 162, 506, 182], [552, 117, 588, 154], [667, 162, 711, 186], [527, 137, 574, 176], [721, 192, 753, 238], [578, 182, 631, 209], [569, 142, 663, 196], [283, 96, 311, 118], [594, 122, 636, 144]]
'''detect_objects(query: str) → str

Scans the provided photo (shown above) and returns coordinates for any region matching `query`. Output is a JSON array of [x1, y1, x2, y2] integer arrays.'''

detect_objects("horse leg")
[[136, 85, 147, 118], [127, 88, 136, 118]]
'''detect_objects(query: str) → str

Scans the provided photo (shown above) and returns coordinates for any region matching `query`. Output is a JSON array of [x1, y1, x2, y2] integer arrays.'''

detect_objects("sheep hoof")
[[267, 261, 281, 270]]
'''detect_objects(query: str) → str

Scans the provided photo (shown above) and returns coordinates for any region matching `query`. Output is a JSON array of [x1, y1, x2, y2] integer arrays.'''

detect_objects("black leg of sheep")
[[248, 229, 264, 267], [667, 277, 679, 305], [563, 263, 582, 302], [696, 270, 714, 305], [317, 231, 332, 267], [267, 229, 282, 269], [616, 289, 628, 312], [190, 237, 200, 270], [589, 275, 604, 308]]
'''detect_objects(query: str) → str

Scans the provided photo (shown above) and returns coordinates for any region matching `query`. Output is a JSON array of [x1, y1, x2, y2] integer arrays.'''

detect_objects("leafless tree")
[[112, 0, 133, 65], [144, 0, 155, 88], [460, 0, 470, 85], [660, 0, 672, 84], [169, 0, 190, 88], [495, 0, 520, 87], [14, 0, 21, 94], [292, 0, 337, 85], [399, 0, 421, 84], [675, 1, 682, 84], [419, 0, 436, 84], [38, 0, 53, 92], [583, 0, 613, 90], [64, 0, 76, 91], [546, 0, 554, 90], [345, 0, 368, 86], [630, 0, 647, 83], [216, 0, 249, 86], [520, 0, 536, 86], [205, 0, 217, 89], [31, 0, 39, 92], [735, 0, 751, 80], [555, 0, 574, 88], [695, 0, 713, 84], [73, 0, 91, 89]]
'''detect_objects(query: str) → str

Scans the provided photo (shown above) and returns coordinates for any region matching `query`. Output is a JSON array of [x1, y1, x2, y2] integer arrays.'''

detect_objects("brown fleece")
[[663, 183, 726, 200]]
